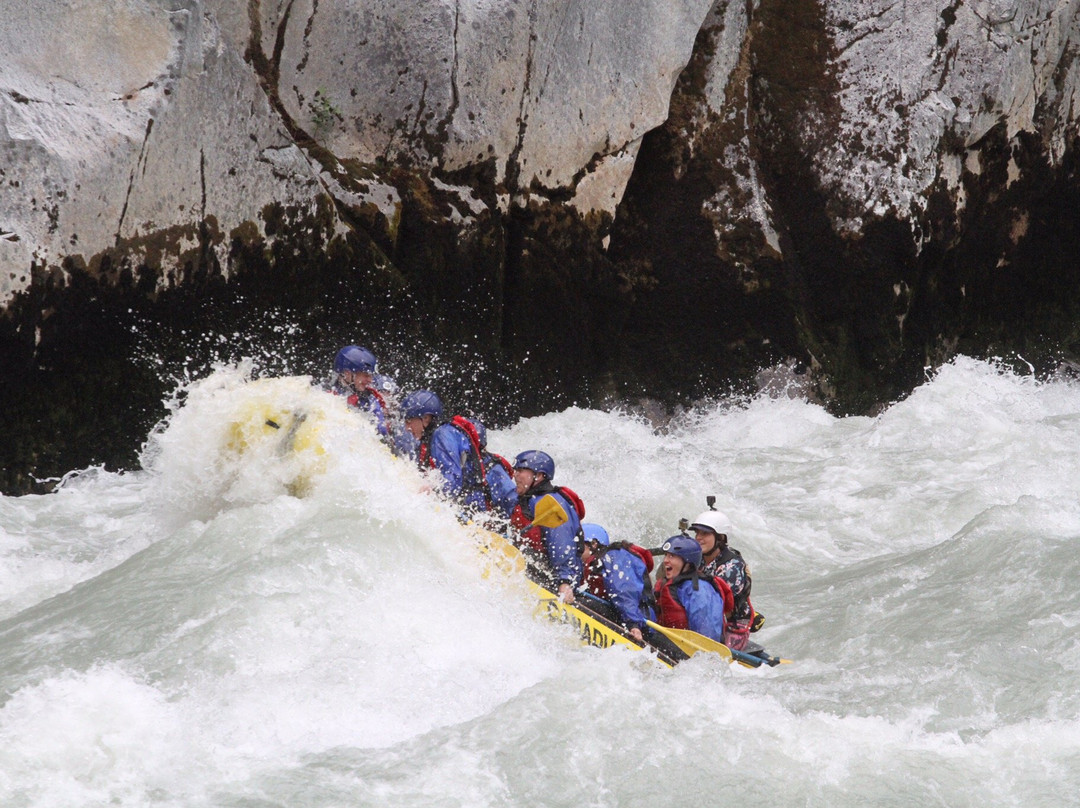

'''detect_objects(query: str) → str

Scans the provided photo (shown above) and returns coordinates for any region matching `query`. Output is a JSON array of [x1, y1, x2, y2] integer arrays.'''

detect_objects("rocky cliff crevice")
[[609, 0, 1080, 411]]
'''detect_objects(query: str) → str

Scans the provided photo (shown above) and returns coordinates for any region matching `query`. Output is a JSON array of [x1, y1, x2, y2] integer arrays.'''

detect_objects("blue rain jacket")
[[428, 423, 486, 506], [674, 578, 727, 643], [522, 487, 583, 587], [595, 547, 654, 629], [483, 456, 517, 518]]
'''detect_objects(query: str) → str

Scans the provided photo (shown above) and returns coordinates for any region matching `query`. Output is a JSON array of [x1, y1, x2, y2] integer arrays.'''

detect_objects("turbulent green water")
[[2, 357, 1079, 807]]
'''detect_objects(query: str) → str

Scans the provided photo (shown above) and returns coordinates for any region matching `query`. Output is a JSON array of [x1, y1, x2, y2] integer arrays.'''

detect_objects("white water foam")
[[3, 357, 1080, 806]]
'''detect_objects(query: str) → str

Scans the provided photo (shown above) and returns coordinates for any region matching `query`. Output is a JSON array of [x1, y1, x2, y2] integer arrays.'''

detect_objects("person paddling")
[[510, 450, 585, 601], [399, 390, 499, 515], [396, 389, 442, 460], [472, 420, 517, 519], [576, 523, 656, 643], [327, 345, 393, 437], [688, 505, 760, 650], [653, 535, 731, 644]]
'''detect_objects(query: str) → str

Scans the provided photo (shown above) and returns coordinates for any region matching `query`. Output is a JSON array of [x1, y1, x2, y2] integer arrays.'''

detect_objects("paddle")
[[645, 620, 733, 661], [734, 647, 790, 667], [647, 620, 791, 667], [530, 494, 569, 529]]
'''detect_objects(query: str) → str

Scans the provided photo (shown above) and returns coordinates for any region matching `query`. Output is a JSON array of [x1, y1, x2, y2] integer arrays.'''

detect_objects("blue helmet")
[[401, 390, 443, 420], [660, 535, 702, 569], [334, 345, 377, 374], [581, 523, 610, 545], [513, 450, 554, 479]]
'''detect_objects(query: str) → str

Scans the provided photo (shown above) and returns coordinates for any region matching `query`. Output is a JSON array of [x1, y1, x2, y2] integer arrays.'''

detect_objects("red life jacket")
[[628, 544, 654, 573], [449, 416, 491, 509], [654, 573, 735, 630], [487, 452, 513, 476], [558, 486, 586, 519], [583, 542, 654, 599], [583, 564, 605, 598], [330, 377, 386, 410], [417, 416, 493, 510], [511, 504, 544, 553], [417, 434, 436, 470], [345, 385, 387, 411]]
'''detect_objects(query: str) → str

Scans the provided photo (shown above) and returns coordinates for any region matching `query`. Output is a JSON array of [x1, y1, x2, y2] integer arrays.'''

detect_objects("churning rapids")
[[2, 356, 1080, 807]]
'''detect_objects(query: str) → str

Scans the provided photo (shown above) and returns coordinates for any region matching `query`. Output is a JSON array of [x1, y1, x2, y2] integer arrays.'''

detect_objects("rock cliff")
[[1, 0, 1078, 491]]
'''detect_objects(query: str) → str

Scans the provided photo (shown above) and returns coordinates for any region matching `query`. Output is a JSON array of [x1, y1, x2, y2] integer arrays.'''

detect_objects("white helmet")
[[689, 510, 732, 537]]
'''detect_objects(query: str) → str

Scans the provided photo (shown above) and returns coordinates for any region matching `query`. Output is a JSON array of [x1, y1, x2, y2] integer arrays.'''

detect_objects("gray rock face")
[[265, 0, 711, 205], [824, 0, 1079, 231], [0, 0, 328, 305], [1, 0, 714, 308], [675, 0, 1080, 250]]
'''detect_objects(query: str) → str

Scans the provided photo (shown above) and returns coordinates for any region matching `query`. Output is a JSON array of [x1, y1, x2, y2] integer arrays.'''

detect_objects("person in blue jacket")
[[393, 389, 442, 459], [400, 391, 493, 514], [472, 420, 517, 519], [328, 345, 392, 437], [510, 450, 584, 601], [653, 535, 729, 644], [576, 523, 656, 643]]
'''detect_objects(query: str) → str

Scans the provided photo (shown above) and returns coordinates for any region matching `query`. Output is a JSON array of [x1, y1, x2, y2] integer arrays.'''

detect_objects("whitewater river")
[[2, 356, 1079, 807]]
